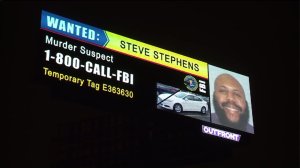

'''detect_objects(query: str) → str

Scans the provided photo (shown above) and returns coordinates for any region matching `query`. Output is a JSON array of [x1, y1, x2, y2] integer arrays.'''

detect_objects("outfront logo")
[[184, 75, 198, 91]]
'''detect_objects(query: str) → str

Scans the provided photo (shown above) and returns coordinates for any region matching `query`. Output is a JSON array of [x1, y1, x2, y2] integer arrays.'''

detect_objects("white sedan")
[[157, 91, 208, 113]]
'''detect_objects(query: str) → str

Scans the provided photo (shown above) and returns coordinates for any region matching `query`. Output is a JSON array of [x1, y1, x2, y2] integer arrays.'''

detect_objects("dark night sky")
[[5, 1, 299, 168]]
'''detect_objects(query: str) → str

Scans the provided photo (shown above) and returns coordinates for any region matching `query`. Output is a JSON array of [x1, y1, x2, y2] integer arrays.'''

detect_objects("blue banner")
[[41, 10, 109, 47]]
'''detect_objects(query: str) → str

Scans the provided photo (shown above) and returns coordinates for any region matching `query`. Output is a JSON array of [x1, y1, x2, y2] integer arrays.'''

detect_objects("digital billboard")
[[7, 3, 299, 168], [40, 10, 254, 144]]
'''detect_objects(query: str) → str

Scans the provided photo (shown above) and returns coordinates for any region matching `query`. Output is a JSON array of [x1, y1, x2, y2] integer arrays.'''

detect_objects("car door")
[[181, 95, 194, 111], [192, 96, 204, 112], [184, 95, 198, 111]]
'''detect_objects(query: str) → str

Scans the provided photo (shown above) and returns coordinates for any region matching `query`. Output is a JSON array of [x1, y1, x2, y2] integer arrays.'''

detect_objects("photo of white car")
[[157, 91, 208, 113]]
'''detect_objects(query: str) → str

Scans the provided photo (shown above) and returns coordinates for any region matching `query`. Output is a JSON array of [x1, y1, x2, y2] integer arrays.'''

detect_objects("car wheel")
[[200, 107, 206, 114], [173, 103, 183, 113]]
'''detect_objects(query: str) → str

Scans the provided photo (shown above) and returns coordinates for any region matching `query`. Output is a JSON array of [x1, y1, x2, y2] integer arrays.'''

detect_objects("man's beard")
[[213, 94, 249, 132]]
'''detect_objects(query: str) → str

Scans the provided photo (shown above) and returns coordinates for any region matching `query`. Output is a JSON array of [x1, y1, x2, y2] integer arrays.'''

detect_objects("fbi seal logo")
[[184, 75, 198, 91]]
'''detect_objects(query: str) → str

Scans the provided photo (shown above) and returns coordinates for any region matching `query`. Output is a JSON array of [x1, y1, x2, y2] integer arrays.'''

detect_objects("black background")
[[5, 1, 299, 168]]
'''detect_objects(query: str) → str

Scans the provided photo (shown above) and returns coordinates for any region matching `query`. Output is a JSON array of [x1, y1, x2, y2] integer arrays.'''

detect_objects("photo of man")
[[209, 65, 254, 134]]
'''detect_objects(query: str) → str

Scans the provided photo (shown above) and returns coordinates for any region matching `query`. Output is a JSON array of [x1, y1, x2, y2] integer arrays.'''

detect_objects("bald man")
[[212, 73, 254, 133]]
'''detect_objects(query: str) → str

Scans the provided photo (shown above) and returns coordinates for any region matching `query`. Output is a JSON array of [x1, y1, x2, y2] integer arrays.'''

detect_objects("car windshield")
[[175, 92, 187, 98]]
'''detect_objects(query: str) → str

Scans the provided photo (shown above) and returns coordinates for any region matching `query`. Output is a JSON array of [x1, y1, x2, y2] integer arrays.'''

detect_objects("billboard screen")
[[40, 10, 254, 145], [7, 3, 299, 168]]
